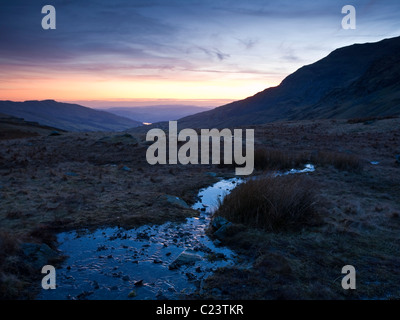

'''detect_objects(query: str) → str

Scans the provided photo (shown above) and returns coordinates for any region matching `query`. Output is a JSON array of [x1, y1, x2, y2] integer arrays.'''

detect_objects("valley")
[[1, 117, 399, 299]]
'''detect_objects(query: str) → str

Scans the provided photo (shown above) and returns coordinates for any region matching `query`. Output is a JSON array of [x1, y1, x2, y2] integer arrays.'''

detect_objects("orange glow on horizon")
[[0, 73, 281, 105]]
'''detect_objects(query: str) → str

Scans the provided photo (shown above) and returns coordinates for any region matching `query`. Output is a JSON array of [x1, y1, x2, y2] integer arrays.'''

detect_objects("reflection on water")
[[278, 164, 315, 176]]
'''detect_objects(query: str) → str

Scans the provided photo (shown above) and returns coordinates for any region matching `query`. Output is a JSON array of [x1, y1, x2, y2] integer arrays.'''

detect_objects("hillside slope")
[[0, 100, 143, 132], [179, 36, 400, 128], [0, 113, 65, 140]]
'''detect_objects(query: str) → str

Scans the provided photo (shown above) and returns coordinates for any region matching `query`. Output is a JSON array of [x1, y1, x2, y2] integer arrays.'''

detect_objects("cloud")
[[1, 0, 400, 100], [236, 38, 258, 50], [189, 46, 231, 62]]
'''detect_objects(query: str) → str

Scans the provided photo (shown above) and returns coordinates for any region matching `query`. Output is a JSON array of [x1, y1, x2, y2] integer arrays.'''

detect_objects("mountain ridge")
[[179, 36, 400, 128], [102, 105, 213, 124]]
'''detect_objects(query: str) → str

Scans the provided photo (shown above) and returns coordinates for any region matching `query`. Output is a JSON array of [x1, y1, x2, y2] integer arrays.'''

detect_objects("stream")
[[38, 164, 315, 300], [38, 178, 243, 300]]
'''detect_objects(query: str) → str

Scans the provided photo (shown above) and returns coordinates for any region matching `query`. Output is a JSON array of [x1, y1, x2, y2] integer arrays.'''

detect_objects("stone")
[[211, 216, 232, 240], [92, 281, 100, 290], [156, 291, 168, 300], [134, 280, 144, 287], [213, 223, 232, 240], [213, 239, 222, 246], [21, 243, 58, 269], [168, 250, 202, 270], [76, 291, 93, 300], [136, 232, 150, 240], [128, 290, 137, 298], [211, 216, 230, 230], [163, 195, 190, 209], [186, 272, 197, 281], [206, 172, 217, 177]]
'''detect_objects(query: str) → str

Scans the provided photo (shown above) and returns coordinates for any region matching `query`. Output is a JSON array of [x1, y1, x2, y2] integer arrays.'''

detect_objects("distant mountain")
[[0, 100, 142, 132], [179, 36, 400, 128], [102, 105, 214, 124]]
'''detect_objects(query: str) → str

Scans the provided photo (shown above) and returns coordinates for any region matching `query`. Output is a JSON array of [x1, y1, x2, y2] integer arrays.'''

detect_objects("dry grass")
[[253, 148, 309, 171], [0, 232, 20, 262], [0, 232, 28, 300], [253, 147, 363, 173], [312, 151, 363, 173], [214, 175, 320, 232]]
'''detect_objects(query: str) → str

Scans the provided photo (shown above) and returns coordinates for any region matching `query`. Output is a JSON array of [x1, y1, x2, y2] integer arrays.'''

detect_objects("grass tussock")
[[0, 232, 26, 300], [215, 175, 319, 232], [312, 151, 363, 173], [253, 148, 308, 171], [253, 148, 363, 173]]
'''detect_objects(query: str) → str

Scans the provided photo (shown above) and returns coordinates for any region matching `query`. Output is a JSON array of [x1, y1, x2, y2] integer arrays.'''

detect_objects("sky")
[[0, 0, 399, 108]]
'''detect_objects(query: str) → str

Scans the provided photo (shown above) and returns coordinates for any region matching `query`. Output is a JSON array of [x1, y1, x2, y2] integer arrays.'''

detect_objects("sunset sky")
[[1, 0, 399, 108]]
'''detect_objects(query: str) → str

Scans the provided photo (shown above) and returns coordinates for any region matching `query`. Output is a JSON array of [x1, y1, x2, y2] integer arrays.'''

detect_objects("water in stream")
[[38, 178, 243, 300]]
